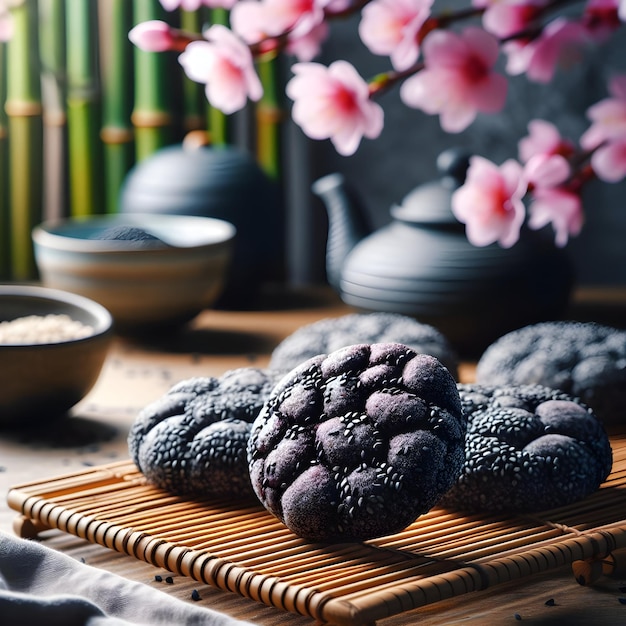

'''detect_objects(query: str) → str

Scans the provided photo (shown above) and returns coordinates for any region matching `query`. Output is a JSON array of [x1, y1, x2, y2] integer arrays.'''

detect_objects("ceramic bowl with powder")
[[0, 285, 113, 425], [32, 214, 236, 331]]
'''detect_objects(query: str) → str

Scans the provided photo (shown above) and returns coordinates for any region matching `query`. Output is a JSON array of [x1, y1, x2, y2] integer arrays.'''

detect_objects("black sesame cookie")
[[247, 343, 467, 542], [440, 384, 613, 513], [269, 312, 459, 379], [128, 367, 283, 498], [475, 321, 626, 425]]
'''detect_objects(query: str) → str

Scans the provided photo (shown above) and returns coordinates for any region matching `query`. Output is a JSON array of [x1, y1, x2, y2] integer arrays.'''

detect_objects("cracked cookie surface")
[[128, 367, 283, 498], [248, 343, 466, 542], [440, 383, 613, 513]]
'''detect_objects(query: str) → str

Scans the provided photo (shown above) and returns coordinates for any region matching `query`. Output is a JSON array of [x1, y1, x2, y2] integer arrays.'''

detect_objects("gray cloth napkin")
[[0, 531, 255, 626]]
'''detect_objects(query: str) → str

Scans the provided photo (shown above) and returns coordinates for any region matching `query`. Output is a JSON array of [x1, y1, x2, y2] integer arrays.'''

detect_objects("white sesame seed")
[[0, 314, 93, 344]]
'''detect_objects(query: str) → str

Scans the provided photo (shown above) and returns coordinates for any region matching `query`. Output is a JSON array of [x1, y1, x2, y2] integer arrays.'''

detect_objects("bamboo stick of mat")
[[8, 469, 626, 626], [5, 459, 135, 495]]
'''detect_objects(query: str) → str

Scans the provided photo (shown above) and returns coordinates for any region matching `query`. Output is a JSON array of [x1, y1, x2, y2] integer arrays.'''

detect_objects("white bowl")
[[0, 285, 113, 425], [32, 214, 236, 331]]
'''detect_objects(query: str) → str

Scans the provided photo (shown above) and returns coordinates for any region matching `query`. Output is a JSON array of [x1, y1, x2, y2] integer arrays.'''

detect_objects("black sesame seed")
[[191, 589, 201, 601], [514, 613, 522, 621], [544, 598, 555, 606], [165, 576, 174, 584], [619, 598, 626, 605], [154, 575, 163, 582]]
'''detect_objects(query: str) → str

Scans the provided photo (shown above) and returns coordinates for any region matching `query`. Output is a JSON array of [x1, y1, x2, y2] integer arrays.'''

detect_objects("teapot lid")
[[391, 149, 471, 225]]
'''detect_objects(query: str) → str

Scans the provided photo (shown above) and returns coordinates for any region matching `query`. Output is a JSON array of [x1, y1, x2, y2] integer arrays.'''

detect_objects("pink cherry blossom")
[[518, 120, 574, 187], [267, 0, 331, 61], [358, 0, 434, 71], [160, 0, 237, 10], [482, 0, 547, 39], [528, 187, 584, 246], [286, 60, 384, 156], [590, 137, 626, 182], [230, 0, 275, 45], [129, 21, 178, 52], [178, 25, 263, 115], [0, 1, 13, 42], [518, 119, 575, 163], [400, 27, 507, 133], [451, 156, 527, 248], [524, 152, 572, 188], [503, 17, 589, 83], [581, 0, 621, 41], [263, 0, 329, 37], [232, 0, 330, 61], [581, 74, 626, 149], [285, 20, 329, 61]]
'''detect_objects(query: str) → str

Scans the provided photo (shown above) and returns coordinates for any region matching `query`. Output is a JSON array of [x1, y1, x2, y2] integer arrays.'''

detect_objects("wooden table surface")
[[1, 285, 625, 625]]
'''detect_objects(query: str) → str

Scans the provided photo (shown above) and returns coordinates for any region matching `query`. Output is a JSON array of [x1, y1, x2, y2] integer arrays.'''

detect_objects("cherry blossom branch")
[[128, 0, 626, 250]]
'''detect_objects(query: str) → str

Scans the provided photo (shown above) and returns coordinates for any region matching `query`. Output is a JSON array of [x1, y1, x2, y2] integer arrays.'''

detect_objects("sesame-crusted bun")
[[476, 321, 626, 425], [247, 343, 467, 542], [440, 384, 613, 513], [269, 312, 459, 380], [128, 367, 283, 498]]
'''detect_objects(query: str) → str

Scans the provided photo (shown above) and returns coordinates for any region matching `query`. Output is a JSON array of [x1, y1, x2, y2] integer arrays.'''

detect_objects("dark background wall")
[[287, 7, 626, 289]]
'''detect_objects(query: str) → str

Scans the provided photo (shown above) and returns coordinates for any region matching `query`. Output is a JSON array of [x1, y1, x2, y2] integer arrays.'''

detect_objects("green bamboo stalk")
[[6, 0, 43, 280], [132, 0, 173, 161], [39, 0, 67, 221], [0, 39, 9, 278], [256, 56, 284, 180], [180, 9, 205, 133], [66, 0, 104, 217], [207, 7, 229, 146], [99, 0, 134, 214]]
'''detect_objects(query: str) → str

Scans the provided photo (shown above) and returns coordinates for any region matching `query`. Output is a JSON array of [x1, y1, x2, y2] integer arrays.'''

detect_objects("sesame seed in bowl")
[[0, 285, 113, 426]]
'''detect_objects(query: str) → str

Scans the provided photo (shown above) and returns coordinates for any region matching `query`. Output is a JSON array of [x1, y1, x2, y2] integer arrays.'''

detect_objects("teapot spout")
[[312, 173, 371, 292]]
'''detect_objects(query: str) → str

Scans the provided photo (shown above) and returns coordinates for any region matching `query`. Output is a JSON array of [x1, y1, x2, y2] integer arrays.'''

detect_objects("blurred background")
[[304, 3, 626, 289], [1, 0, 625, 293]]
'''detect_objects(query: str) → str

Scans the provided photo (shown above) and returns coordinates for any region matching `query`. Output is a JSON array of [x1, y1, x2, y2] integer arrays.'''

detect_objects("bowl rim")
[[32, 213, 236, 252], [0, 284, 114, 347]]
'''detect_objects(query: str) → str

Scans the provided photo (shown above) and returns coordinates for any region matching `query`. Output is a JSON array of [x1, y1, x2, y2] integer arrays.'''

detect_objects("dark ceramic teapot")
[[312, 149, 574, 355], [119, 141, 284, 305]]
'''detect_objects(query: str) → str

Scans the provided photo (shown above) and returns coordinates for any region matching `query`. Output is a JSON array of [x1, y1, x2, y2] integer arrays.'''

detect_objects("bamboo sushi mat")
[[7, 433, 626, 626]]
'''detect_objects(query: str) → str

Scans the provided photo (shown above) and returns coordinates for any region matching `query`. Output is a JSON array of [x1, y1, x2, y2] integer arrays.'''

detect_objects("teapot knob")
[[436, 148, 471, 187]]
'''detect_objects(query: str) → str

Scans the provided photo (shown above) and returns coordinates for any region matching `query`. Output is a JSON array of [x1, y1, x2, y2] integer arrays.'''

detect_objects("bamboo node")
[[43, 111, 67, 127], [4, 100, 44, 117], [131, 110, 174, 129], [256, 106, 287, 124], [100, 126, 135, 145]]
